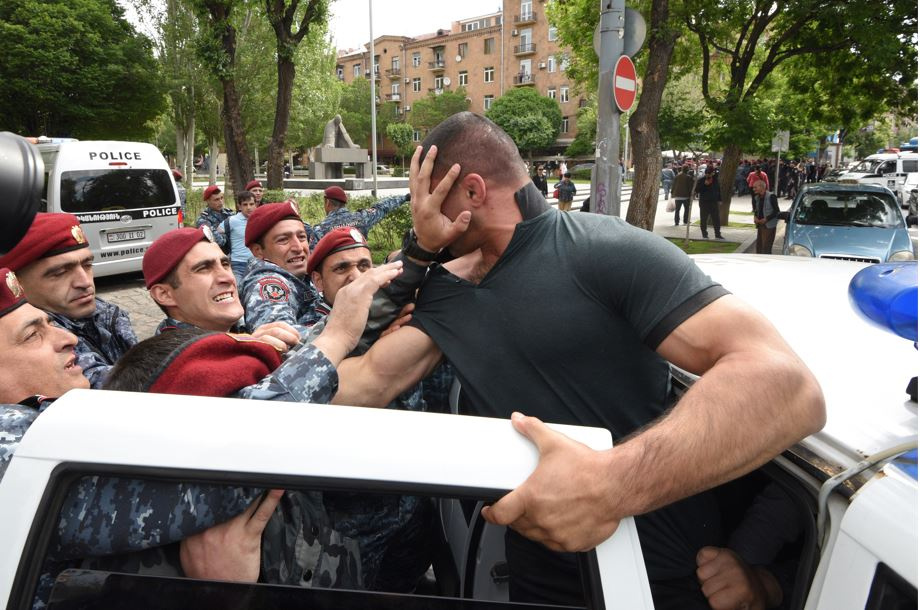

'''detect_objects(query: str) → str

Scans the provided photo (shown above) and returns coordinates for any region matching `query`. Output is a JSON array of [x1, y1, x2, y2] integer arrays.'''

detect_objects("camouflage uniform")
[[48, 298, 138, 389], [240, 257, 320, 338], [310, 194, 408, 248], [154, 316, 243, 335], [26, 345, 360, 605], [195, 207, 233, 249], [305, 260, 435, 591]]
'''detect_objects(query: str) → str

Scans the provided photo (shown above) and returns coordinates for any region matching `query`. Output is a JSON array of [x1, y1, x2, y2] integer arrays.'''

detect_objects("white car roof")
[[693, 254, 918, 469]]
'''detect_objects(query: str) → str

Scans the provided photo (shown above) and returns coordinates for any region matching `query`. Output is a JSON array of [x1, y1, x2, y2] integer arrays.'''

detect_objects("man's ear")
[[150, 283, 177, 308], [311, 270, 324, 294], [460, 173, 487, 207], [250, 243, 264, 259]]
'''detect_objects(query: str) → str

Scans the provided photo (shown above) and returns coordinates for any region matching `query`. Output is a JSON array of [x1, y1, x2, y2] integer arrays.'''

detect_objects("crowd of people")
[[0, 114, 824, 610]]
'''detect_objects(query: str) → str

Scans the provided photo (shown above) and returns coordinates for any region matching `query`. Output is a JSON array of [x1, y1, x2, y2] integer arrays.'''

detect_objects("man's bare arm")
[[482, 295, 825, 552], [333, 325, 443, 407]]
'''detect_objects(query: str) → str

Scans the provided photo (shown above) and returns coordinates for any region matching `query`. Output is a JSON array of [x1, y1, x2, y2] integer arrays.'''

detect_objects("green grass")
[[667, 238, 739, 254]]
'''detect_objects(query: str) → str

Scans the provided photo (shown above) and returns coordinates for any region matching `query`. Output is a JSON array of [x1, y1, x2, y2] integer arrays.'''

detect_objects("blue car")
[[780, 183, 915, 263]]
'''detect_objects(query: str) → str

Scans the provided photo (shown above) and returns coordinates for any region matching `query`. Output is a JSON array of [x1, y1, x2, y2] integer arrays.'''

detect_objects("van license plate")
[[107, 230, 146, 243]]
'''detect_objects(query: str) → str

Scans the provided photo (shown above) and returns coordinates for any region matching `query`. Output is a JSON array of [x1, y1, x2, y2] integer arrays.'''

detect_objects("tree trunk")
[[209, 136, 220, 186], [267, 56, 296, 189], [624, 0, 678, 231], [718, 143, 743, 225], [184, 117, 195, 185]]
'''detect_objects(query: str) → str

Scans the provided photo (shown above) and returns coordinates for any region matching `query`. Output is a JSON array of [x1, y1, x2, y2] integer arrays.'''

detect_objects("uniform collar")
[[514, 181, 551, 221]]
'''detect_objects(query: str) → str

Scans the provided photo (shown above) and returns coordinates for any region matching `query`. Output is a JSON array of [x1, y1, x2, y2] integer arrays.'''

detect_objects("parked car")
[[779, 183, 914, 263], [376, 164, 392, 175], [835, 152, 918, 200]]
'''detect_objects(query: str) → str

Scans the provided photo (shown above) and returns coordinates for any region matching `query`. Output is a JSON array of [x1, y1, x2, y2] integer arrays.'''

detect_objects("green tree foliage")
[[337, 78, 375, 145], [409, 89, 470, 133], [0, 0, 165, 138], [566, 97, 597, 157], [486, 87, 562, 159], [386, 122, 415, 168]]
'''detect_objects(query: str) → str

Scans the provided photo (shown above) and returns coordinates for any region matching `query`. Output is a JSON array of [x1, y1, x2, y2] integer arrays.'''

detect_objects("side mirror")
[[907, 215, 917, 228], [0, 132, 43, 254], [778, 211, 790, 222]]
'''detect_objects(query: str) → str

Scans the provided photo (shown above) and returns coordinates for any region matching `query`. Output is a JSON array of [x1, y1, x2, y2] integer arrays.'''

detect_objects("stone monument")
[[310, 115, 372, 179]]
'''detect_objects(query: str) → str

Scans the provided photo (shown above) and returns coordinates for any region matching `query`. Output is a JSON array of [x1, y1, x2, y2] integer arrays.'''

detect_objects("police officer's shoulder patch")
[[258, 277, 290, 303]]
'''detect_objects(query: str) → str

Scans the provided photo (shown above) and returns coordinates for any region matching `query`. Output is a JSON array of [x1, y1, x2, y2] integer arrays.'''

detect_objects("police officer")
[[240, 201, 321, 336], [245, 179, 265, 206], [0, 213, 138, 388], [306, 228, 434, 591], [196, 184, 233, 249], [142, 226, 299, 353], [310, 186, 408, 248], [104, 259, 406, 590], [0, 268, 272, 607]]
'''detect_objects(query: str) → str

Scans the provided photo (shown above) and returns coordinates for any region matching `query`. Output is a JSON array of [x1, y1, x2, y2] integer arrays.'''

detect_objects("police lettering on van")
[[34, 139, 182, 278]]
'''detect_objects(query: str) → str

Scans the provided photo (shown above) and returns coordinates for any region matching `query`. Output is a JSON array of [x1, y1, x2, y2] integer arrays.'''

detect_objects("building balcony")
[[513, 72, 535, 86], [428, 60, 446, 71], [386, 93, 401, 102], [513, 12, 536, 24], [428, 86, 449, 94], [386, 67, 401, 79], [513, 43, 536, 56]]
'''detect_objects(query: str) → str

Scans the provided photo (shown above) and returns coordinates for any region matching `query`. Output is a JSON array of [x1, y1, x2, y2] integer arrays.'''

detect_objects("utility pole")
[[369, 0, 378, 197], [590, 0, 625, 217]]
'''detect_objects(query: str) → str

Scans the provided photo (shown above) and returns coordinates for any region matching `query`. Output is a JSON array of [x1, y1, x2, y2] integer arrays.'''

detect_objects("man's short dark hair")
[[104, 328, 209, 392], [563, 172, 571, 178], [236, 190, 254, 205], [419, 112, 528, 190]]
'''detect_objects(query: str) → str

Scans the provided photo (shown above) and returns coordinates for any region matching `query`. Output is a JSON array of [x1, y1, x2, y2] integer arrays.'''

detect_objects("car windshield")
[[60, 169, 176, 213], [794, 192, 901, 228], [848, 159, 883, 174]]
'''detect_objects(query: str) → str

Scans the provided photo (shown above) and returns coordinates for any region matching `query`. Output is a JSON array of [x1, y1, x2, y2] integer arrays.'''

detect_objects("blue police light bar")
[[848, 262, 918, 343]]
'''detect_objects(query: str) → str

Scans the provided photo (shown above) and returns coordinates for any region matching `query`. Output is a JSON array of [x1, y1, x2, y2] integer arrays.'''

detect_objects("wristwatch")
[[401, 228, 439, 262]]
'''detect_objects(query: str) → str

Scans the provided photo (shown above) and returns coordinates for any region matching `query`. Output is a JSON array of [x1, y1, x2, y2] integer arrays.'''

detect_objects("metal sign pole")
[[369, 0, 378, 197], [591, 0, 625, 217]]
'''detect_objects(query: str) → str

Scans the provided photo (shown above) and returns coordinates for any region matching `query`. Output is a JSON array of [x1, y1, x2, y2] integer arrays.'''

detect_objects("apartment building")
[[335, 0, 582, 157]]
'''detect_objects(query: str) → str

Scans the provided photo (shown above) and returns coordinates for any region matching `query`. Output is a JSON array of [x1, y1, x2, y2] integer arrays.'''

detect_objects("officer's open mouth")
[[287, 256, 305, 264], [213, 292, 235, 303]]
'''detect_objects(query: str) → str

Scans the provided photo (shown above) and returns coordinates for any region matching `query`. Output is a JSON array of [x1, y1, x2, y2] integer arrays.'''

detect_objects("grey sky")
[[329, 0, 502, 51]]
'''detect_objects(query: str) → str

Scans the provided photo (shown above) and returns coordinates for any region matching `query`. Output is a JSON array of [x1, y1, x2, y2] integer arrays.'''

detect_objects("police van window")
[[21, 472, 595, 610], [902, 159, 917, 173], [59, 169, 175, 214]]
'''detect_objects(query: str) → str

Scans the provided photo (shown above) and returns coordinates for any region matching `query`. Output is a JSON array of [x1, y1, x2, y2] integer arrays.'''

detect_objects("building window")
[[336, 66, 344, 80], [521, 0, 533, 19], [412, 129, 421, 142], [494, 15, 502, 26], [484, 66, 495, 83], [562, 116, 569, 133], [412, 52, 421, 67], [458, 42, 468, 58], [547, 55, 556, 73], [391, 56, 400, 70], [412, 77, 421, 92], [435, 75, 444, 89], [548, 26, 558, 42], [459, 70, 468, 86], [547, 88, 556, 99], [560, 86, 569, 103], [353, 63, 361, 77], [484, 95, 494, 110], [484, 37, 495, 54], [391, 83, 399, 95], [463, 21, 480, 31]]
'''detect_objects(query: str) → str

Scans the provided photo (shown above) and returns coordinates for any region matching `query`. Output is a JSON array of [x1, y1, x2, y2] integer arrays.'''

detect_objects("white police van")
[[837, 152, 919, 206], [31, 138, 181, 277], [0, 255, 914, 610]]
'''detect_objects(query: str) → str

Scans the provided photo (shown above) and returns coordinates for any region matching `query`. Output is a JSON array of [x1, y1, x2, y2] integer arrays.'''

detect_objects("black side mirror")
[[0, 132, 43, 255], [778, 211, 790, 222], [907, 215, 918, 228]]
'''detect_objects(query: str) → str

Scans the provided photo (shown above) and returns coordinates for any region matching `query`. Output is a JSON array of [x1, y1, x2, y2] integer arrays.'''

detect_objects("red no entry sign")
[[613, 55, 637, 113]]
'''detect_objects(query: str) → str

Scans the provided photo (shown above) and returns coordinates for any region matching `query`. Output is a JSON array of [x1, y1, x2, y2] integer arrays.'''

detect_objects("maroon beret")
[[203, 185, 222, 200], [143, 226, 215, 288], [323, 186, 348, 205], [245, 200, 303, 247], [0, 268, 27, 319], [308, 226, 369, 275], [146, 332, 282, 397], [172, 169, 183, 181], [245, 180, 263, 191], [0, 213, 89, 272]]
